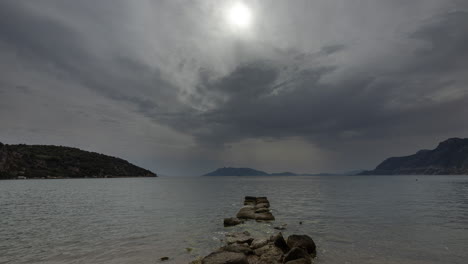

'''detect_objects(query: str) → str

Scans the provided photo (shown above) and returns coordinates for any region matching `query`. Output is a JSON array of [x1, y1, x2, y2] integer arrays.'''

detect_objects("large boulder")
[[224, 217, 244, 227], [237, 206, 256, 219], [286, 235, 316, 258], [271, 233, 289, 253], [283, 247, 311, 263], [202, 252, 248, 264]]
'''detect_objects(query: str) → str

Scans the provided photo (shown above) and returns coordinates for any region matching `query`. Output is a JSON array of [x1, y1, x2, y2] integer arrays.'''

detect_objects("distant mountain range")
[[0, 142, 157, 179], [202, 167, 363, 176], [360, 138, 468, 175], [204, 167, 269, 176], [205, 138, 468, 176]]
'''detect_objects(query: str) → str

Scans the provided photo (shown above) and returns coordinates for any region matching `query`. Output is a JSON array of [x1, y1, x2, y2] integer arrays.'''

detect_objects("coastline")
[[0, 175, 157, 180]]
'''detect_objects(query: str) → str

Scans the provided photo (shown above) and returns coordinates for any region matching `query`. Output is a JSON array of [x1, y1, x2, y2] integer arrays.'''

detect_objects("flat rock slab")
[[250, 238, 269, 250], [236, 207, 256, 219], [220, 244, 253, 255], [255, 212, 275, 221], [226, 231, 254, 245]]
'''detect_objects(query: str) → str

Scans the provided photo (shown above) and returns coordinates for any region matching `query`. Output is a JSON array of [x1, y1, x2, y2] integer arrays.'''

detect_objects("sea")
[[1, 176, 467, 264]]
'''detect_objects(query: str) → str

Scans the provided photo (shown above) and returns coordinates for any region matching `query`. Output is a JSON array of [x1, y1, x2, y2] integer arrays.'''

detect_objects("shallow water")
[[1, 176, 467, 264]]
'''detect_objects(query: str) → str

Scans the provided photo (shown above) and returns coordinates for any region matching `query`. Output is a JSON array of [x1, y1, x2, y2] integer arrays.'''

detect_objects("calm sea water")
[[1, 176, 467, 264]]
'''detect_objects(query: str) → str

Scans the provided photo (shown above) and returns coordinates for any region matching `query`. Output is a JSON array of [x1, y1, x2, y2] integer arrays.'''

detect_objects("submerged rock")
[[224, 217, 244, 227], [274, 224, 287, 231]]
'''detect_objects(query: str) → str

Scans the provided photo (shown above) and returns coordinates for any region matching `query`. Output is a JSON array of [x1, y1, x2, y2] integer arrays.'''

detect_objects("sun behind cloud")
[[225, 2, 253, 30]]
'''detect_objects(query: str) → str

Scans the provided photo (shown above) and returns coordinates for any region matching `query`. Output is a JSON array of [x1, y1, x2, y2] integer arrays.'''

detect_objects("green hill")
[[0, 142, 156, 179]]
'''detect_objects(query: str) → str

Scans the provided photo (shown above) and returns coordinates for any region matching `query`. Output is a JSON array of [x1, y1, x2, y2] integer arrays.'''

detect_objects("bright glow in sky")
[[226, 2, 252, 29]]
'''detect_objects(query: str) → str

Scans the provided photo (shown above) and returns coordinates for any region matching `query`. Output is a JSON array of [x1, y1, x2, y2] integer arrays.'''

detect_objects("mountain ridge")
[[202, 167, 363, 176], [360, 138, 468, 175]]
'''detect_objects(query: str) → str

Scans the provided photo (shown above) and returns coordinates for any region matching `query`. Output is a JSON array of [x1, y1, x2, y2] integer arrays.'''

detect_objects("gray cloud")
[[409, 11, 468, 74], [1, 0, 467, 175]]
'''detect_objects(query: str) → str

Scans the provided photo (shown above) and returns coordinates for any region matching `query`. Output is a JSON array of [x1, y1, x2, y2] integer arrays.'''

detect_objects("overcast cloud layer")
[[1, 0, 468, 175]]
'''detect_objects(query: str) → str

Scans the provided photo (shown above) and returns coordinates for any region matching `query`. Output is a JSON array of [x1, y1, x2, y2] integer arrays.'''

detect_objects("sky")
[[1, 0, 468, 176]]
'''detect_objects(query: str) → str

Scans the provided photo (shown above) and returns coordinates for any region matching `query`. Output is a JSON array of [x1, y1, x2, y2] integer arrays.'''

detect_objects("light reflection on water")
[[1, 176, 467, 264]]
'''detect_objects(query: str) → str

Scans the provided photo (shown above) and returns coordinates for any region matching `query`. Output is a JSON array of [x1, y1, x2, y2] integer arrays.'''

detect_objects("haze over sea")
[[1, 176, 467, 264]]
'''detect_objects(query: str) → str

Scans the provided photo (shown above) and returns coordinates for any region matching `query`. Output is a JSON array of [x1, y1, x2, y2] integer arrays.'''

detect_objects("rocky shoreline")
[[190, 196, 316, 264]]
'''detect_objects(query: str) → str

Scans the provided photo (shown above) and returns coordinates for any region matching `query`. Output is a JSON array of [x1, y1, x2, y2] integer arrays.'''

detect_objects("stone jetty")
[[190, 231, 316, 264], [191, 197, 317, 264], [224, 196, 275, 227]]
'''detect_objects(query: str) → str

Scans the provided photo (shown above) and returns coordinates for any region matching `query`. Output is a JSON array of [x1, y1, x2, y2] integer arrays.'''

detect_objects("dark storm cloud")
[[1, 0, 468, 175], [0, 1, 181, 117], [159, 10, 468, 147], [409, 11, 468, 74]]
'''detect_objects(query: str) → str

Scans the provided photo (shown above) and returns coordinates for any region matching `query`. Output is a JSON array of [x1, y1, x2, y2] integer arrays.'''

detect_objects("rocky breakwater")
[[224, 196, 275, 227], [191, 231, 316, 264], [193, 196, 317, 264]]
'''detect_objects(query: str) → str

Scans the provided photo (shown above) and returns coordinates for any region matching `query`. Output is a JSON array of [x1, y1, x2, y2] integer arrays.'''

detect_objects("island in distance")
[[205, 138, 468, 177], [0, 142, 156, 179], [203, 167, 362, 176], [360, 138, 468, 175]]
